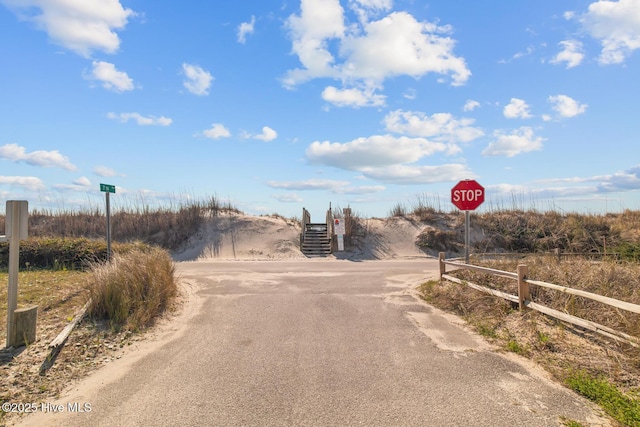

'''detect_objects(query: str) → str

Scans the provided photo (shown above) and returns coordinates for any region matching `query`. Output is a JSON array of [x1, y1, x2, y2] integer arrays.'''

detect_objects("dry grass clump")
[[86, 247, 177, 332], [0, 194, 239, 251], [422, 256, 640, 425], [472, 209, 640, 257]]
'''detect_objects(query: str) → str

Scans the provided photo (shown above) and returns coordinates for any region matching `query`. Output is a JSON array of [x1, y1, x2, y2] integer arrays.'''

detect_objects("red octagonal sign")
[[451, 179, 485, 211]]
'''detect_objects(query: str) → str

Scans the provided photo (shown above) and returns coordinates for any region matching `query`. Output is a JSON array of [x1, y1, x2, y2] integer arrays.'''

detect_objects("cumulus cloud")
[[596, 164, 640, 192], [503, 98, 533, 119], [254, 126, 278, 142], [548, 94, 588, 118], [0, 143, 76, 170], [349, 0, 393, 23], [266, 179, 351, 191], [0, 175, 45, 191], [203, 123, 231, 140], [358, 164, 474, 184], [321, 85, 385, 107], [482, 127, 544, 157], [463, 100, 480, 112], [0, 0, 135, 57], [339, 12, 470, 85], [237, 15, 256, 44], [86, 61, 134, 92], [550, 40, 585, 68], [284, 2, 470, 104], [273, 193, 304, 203], [107, 112, 172, 126], [267, 179, 385, 195], [383, 110, 484, 150], [182, 63, 213, 96], [284, 0, 345, 86], [93, 166, 120, 177], [306, 135, 447, 170], [53, 176, 93, 192], [578, 0, 640, 64]]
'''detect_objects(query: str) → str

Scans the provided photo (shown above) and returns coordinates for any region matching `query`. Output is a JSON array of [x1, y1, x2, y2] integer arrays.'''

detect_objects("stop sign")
[[451, 179, 484, 211]]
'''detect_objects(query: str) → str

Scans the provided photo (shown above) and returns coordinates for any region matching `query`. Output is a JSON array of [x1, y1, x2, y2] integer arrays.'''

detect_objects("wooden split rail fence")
[[438, 252, 640, 347]]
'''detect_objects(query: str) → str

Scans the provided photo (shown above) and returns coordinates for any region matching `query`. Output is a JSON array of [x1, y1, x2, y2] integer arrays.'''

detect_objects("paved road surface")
[[19, 259, 607, 426]]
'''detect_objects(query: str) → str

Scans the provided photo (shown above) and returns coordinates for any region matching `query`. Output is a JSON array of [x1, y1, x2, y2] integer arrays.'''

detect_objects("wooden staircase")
[[301, 223, 332, 257]]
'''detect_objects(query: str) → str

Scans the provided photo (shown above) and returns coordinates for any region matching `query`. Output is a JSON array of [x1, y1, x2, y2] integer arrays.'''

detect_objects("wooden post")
[[517, 264, 529, 310], [439, 252, 446, 279], [555, 248, 561, 263], [6, 202, 20, 348]]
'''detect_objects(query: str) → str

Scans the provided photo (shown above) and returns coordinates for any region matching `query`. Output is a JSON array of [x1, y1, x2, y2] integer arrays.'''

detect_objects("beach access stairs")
[[300, 208, 333, 257]]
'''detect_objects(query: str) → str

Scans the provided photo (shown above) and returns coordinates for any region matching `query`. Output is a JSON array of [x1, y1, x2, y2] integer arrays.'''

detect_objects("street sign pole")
[[465, 211, 470, 264], [106, 191, 111, 261], [100, 184, 116, 261]]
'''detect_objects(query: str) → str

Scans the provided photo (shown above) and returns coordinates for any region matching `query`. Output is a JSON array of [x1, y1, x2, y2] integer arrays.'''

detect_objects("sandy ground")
[[172, 212, 432, 262]]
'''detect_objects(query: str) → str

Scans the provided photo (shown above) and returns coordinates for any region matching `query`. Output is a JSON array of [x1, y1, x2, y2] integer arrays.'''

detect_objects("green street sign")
[[100, 183, 116, 193]]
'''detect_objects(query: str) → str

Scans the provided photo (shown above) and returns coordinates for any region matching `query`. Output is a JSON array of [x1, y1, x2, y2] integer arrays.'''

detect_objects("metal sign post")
[[100, 184, 116, 261], [5, 200, 28, 348]]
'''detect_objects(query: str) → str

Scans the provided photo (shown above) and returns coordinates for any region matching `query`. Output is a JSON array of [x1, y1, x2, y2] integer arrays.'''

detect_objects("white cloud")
[[74, 176, 91, 187], [87, 61, 134, 92], [267, 179, 386, 195], [383, 110, 484, 150], [107, 112, 172, 126], [358, 164, 474, 184], [0, 0, 134, 57], [284, 3, 470, 98], [182, 63, 213, 96], [463, 100, 480, 112], [550, 40, 585, 68], [0, 143, 76, 170], [321, 85, 385, 107], [596, 165, 640, 192], [339, 185, 386, 194], [349, 0, 393, 23], [503, 98, 533, 119], [482, 127, 544, 157], [548, 94, 588, 118], [267, 179, 350, 191], [203, 123, 231, 140], [306, 135, 447, 170], [254, 126, 278, 142], [339, 12, 470, 86], [93, 166, 120, 177], [237, 15, 256, 44], [53, 176, 93, 192], [579, 0, 640, 64], [284, 0, 346, 86], [0, 175, 45, 191], [273, 193, 304, 203]]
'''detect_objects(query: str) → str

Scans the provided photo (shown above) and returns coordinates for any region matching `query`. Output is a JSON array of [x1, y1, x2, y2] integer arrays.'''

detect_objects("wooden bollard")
[[10, 306, 38, 347]]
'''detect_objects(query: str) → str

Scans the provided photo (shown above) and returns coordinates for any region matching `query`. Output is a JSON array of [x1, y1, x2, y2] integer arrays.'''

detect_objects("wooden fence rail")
[[438, 252, 640, 347]]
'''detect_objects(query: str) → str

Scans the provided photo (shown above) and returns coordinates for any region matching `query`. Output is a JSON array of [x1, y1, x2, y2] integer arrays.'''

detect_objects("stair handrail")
[[328, 202, 332, 239], [301, 207, 311, 247]]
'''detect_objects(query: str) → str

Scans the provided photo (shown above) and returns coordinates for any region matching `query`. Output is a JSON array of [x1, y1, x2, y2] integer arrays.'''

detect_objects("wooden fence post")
[[439, 252, 446, 279], [518, 264, 529, 310]]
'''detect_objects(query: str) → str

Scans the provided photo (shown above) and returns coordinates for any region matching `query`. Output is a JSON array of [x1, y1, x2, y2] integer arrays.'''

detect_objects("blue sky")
[[1, 0, 640, 219]]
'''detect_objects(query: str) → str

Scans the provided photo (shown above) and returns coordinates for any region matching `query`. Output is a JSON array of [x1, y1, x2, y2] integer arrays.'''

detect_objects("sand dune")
[[172, 212, 433, 261]]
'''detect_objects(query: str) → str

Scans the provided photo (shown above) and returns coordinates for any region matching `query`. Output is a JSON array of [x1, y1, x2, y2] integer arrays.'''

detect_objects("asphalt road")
[[19, 259, 607, 426]]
